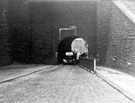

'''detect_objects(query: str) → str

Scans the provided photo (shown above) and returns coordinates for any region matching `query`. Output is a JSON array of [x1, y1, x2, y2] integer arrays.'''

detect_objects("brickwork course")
[[96, 1, 112, 65], [97, 0, 135, 76], [105, 1, 135, 75], [0, 0, 11, 66], [8, 0, 32, 63]]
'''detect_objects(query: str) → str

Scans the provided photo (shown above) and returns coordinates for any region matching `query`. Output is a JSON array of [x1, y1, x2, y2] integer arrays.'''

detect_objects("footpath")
[[96, 66, 135, 102], [0, 64, 54, 83]]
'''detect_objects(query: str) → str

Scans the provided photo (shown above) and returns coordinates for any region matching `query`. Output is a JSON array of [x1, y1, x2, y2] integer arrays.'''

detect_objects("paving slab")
[[96, 66, 135, 102]]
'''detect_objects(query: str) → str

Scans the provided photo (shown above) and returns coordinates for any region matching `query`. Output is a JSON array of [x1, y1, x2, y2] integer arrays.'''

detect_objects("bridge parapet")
[[79, 57, 96, 73]]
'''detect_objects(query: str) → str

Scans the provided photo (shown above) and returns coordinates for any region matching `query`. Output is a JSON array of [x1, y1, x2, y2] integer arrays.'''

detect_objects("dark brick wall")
[[29, 1, 97, 64], [105, 2, 135, 74], [8, 0, 32, 63], [0, 0, 102, 66], [50, 1, 97, 58], [97, 1, 112, 65], [29, 3, 53, 64], [0, 0, 96, 65], [97, 1, 135, 74], [0, 0, 11, 66]]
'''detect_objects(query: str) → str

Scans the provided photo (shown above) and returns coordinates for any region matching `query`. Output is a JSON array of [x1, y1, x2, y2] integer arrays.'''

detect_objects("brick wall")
[[29, 2, 54, 64], [0, 0, 115, 66], [0, 0, 97, 65], [8, 0, 32, 63], [105, 1, 135, 74], [29, 1, 97, 64], [0, 0, 11, 66], [96, 1, 112, 65], [50, 1, 97, 58]]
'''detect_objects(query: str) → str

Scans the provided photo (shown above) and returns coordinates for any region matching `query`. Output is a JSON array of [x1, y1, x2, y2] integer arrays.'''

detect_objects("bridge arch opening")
[[57, 36, 88, 64]]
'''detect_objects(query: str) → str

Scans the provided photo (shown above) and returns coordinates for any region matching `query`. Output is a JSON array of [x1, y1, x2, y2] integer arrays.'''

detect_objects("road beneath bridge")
[[0, 65, 133, 103]]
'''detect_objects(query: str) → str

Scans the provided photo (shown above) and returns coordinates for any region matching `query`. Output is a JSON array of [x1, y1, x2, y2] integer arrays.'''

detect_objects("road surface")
[[0, 65, 134, 103]]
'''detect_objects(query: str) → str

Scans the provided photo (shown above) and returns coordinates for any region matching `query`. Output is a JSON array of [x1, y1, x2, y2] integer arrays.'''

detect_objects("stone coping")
[[79, 56, 95, 60], [113, 0, 135, 25]]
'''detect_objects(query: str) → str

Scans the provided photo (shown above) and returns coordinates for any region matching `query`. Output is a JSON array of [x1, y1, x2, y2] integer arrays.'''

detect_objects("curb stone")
[[0, 65, 56, 84]]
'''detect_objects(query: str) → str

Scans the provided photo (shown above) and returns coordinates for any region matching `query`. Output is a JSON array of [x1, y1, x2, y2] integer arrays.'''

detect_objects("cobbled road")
[[0, 65, 134, 103]]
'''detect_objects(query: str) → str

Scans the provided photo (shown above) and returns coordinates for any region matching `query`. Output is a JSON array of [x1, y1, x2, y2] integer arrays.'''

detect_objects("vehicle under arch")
[[57, 36, 88, 64]]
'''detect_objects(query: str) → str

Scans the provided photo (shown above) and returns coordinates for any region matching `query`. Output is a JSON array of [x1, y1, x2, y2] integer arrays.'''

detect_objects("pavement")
[[96, 66, 135, 102], [0, 65, 133, 103], [0, 64, 135, 102], [0, 64, 54, 83]]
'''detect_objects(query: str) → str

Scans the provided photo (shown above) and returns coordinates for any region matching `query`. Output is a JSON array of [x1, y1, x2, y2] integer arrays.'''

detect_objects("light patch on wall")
[[112, 58, 116, 61], [127, 62, 131, 66]]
